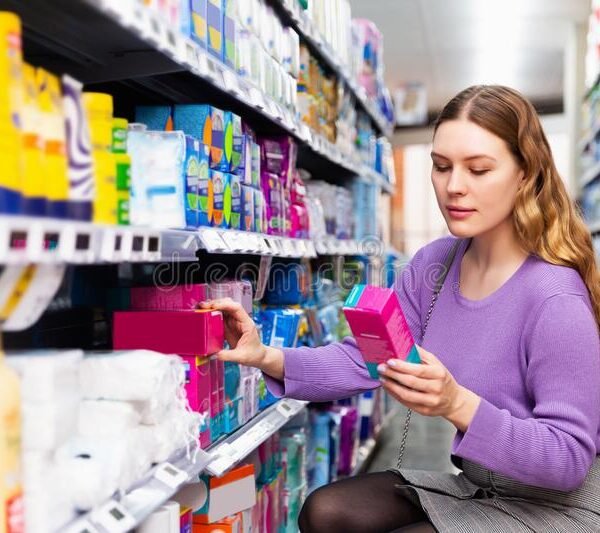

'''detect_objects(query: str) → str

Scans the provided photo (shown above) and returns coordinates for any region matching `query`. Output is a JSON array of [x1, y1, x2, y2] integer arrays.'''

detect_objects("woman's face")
[[431, 118, 524, 239]]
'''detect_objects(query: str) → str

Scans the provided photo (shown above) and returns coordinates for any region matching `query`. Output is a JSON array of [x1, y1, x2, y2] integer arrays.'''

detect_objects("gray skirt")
[[393, 456, 600, 532]]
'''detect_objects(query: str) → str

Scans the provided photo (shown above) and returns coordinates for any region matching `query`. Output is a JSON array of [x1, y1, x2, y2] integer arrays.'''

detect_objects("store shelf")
[[205, 399, 308, 477], [588, 219, 600, 234], [578, 123, 600, 152], [58, 398, 307, 532], [60, 446, 214, 533], [351, 407, 399, 476], [4, 0, 391, 192], [271, 0, 393, 138], [580, 160, 600, 188]]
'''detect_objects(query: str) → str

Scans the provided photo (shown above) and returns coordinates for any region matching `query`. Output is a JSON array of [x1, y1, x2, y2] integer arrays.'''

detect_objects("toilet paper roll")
[[78, 399, 141, 438], [80, 350, 184, 403], [22, 395, 79, 452], [6, 349, 82, 402]]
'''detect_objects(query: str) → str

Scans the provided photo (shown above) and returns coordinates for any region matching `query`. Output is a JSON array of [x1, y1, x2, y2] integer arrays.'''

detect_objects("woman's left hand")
[[378, 345, 480, 432]]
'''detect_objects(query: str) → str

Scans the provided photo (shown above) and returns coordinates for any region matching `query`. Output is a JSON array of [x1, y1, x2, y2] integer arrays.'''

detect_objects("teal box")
[[222, 0, 236, 68], [229, 173, 241, 230], [183, 136, 200, 228], [135, 106, 173, 130], [198, 143, 212, 227], [224, 361, 242, 432], [174, 104, 227, 171]]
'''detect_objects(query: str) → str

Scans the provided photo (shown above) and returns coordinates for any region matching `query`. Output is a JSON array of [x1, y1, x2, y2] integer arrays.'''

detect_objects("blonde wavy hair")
[[434, 85, 600, 327]]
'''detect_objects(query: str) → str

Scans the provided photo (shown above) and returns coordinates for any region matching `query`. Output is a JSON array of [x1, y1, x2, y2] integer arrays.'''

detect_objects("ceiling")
[[349, 0, 591, 113]]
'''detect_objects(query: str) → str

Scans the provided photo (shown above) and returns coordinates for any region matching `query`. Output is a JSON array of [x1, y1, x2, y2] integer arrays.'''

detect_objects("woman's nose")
[[446, 169, 468, 195]]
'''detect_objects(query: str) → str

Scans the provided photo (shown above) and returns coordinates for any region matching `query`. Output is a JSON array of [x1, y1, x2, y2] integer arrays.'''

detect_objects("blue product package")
[[259, 309, 302, 348], [211, 170, 231, 228], [229, 173, 242, 230], [328, 410, 342, 483], [264, 263, 308, 305], [222, 0, 236, 68], [240, 184, 254, 232], [135, 106, 173, 131], [183, 136, 200, 228], [224, 361, 242, 433], [197, 143, 212, 226], [257, 373, 278, 411], [308, 411, 331, 493], [230, 113, 243, 173], [189, 0, 207, 48], [207, 0, 223, 59]]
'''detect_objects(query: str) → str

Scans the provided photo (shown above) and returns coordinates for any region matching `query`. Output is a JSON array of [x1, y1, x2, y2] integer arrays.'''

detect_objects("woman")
[[201, 86, 600, 532]]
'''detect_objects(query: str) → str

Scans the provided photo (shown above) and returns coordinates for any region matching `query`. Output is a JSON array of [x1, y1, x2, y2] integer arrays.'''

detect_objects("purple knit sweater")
[[265, 237, 600, 491]]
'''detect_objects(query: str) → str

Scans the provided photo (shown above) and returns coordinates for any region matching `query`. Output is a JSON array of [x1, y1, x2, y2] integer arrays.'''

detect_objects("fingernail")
[[377, 364, 386, 373], [387, 359, 397, 367]]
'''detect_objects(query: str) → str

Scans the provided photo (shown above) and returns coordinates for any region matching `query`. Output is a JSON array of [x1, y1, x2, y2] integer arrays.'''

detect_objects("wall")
[[393, 114, 570, 255]]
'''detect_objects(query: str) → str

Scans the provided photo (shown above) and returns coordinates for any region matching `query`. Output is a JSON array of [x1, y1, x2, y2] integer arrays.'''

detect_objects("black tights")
[[298, 471, 436, 533]]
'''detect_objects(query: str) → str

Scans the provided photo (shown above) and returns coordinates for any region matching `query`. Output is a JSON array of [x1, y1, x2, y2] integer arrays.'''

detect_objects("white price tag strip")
[[221, 232, 241, 252], [223, 69, 242, 96], [250, 87, 266, 110], [199, 228, 227, 252], [93, 501, 136, 533], [306, 241, 317, 257], [276, 400, 295, 419], [154, 462, 189, 489]]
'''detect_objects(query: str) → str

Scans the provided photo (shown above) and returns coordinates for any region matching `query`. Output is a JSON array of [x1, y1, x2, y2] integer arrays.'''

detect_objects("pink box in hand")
[[112, 309, 224, 356], [129, 284, 208, 311], [343, 284, 420, 379]]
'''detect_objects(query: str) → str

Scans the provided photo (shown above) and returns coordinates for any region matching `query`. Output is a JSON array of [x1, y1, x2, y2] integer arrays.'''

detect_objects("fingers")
[[215, 348, 245, 364], [384, 359, 445, 380], [380, 376, 436, 408], [378, 364, 442, 394], [199, 298, 254, 326]]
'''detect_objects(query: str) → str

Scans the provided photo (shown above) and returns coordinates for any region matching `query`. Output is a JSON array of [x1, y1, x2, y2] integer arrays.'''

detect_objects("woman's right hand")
[[199, 298, 285, 380]]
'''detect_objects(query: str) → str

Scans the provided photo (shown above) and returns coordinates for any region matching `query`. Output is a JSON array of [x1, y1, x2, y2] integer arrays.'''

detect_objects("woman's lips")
[[447, 207, 476, 220]]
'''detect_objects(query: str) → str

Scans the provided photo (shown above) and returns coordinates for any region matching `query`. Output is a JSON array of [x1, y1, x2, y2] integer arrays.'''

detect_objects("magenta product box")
[[113, 310, 224, 356], [343, 285, 420, 379], [130, 284, 208, 311], [180, 355, 210, 418], [197, 357, 212, 448], [209, 356, 224, 439]]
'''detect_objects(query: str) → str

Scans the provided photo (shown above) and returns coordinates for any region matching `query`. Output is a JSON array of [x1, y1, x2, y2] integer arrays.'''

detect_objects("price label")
[[92, 501, 136, 533], [199, 228, 227, 252], [276, 400, 295, 419], [268, 237, 282, 256], [315, 240, 328, 255], [197, 51, 209, 77], [261, 237, 273, 255], [154, 462, 189, 489], [281, 239, 295, 257], [306, 241, 317, 257], [295, 239, 307, 256], [205, 57, 222, 84], [145, 233, 162, 260], [221, 232, 240, 252]]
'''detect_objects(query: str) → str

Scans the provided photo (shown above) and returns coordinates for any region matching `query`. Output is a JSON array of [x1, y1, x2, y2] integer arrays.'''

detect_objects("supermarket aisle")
[[367, 408, 459, 474]]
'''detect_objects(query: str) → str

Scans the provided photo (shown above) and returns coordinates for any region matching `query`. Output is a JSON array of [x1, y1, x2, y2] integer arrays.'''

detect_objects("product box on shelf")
[[193, 513, 242, 533], [241, 184, 254, 232], [198, 142, 212, 226], [130, 284, 208, 311], [343, 285, 420, 379], [211, 170, 231, 228], [184, 135, 202, 227], [209, 356, 224, 440], [135, 105, 174, 131], [207, 0, 223, 59], [188, 0, 208, 48], [223, 360, 242, 433], [174, 464, 256, 524], [112, 310, 224, 356], [174, 105, 229, 171], [230, 173, 242, 230], [222, 0, 236, 69]]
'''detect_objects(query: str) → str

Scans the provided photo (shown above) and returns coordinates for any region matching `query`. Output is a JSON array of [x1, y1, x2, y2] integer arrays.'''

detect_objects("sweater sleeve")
[[264, 246, 428, 402], [453, 293, 600, 491]]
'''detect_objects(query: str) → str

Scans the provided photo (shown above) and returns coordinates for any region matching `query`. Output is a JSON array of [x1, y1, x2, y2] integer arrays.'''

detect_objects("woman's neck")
[[464, 220, 527, 272]]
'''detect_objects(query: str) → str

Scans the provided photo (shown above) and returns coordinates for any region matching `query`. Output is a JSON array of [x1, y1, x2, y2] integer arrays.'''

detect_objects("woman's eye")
[[470, 169, 489, 176], [433, 164, 450, 172]]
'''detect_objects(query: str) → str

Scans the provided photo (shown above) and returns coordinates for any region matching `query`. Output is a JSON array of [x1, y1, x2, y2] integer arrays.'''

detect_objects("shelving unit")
[[351, 407, 399, 476], [580, 160, 600, 188], [3, 0, 394, 194], [0, 215, 373, 265], [270, 0, 393, 138], [59, 398, 307, 533]]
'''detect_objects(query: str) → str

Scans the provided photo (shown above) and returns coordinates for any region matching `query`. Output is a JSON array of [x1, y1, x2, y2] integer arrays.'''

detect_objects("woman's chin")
[[446, 222, 477, 239]]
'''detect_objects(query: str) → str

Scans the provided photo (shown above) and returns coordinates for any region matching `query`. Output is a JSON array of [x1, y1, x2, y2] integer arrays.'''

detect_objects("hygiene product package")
[[343, 284, 420, 379], [130, 284, 208, 311]]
